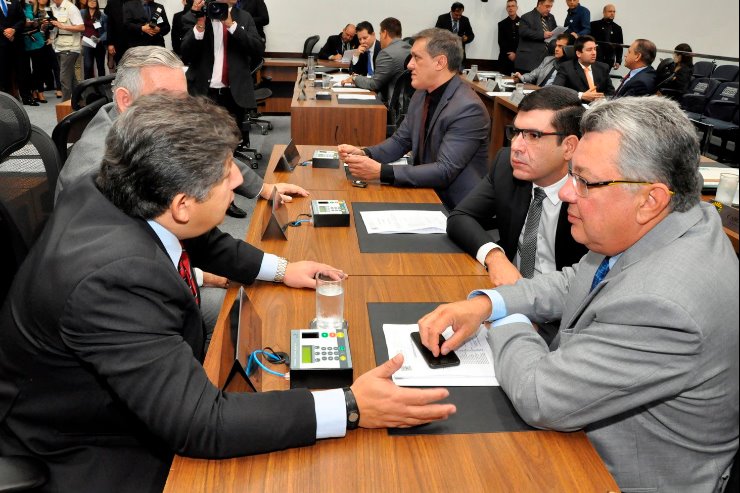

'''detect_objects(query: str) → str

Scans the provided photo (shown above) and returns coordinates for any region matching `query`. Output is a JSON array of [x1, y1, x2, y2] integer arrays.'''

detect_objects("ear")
[[436, 54, 448, 72], [114, 87, 136, 113], [169, 192, 192, 225], [560, 134, 579, 161], [635, 184, 672, 225]]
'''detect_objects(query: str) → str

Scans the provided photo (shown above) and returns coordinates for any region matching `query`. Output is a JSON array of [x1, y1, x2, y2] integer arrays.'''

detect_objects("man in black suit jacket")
[[350, 20, 380, 76], [0, 0, 26, 97], [0, 94, 456, 492], [554, 35, 614, 102], [447, 86, 587, 289], [435, 1, 474, 69], [515, 0, 556, 73], [613, 38, 657, 98], [590, 4, 622, 70], [318, 23, 357, 61], [237, 0, 268, 41], [105, 0, 128, 62], [123, 0, 170, 47], [497, 0, 520, 75]]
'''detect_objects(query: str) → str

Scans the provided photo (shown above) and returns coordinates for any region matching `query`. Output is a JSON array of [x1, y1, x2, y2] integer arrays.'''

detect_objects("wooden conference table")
[[163, 145, 619, 492], [261, 58, 350, 114]]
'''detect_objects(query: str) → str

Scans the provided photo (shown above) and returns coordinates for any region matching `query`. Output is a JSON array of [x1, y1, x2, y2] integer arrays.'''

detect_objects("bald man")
[[590, 4, 623, 70]]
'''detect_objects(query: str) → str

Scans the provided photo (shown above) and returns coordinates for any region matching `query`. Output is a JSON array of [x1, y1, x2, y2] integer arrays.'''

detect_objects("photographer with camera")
[[123, 0, 169, 48]]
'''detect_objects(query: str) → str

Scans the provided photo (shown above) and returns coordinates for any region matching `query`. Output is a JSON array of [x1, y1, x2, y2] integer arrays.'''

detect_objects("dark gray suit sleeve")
[[519, 13, 544, 41], [233, 158, 264, 198], [354, 49, 392, 92]]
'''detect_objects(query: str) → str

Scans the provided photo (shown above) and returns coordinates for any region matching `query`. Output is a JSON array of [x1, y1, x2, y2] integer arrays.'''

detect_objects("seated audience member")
[[123, 0, 170, 48], [342, 17, 411, 102], [339, 28, 489, 210], [418, 96, 739, 492], [613, 38, 657, 98], [318, 23, 357, 61], [658, 43, 693, 101], [554, 34, 614, 102], [435, 2, 474, 68], [563, 0, 590, 39], [515, 0, 556, 74], [0, 93, 457, 493], [514, 33, 570, 86], [350, 20, 380, 76]]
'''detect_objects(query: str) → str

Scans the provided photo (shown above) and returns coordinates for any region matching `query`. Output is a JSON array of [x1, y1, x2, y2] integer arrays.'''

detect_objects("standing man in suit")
[[342, 17, 410, 103], [497, 0, 520, 76], [318, 23, 356, 61], [590, 4, 622, 70], [237, 0, 267, 42], [0, 93, 457, 493], [563, 0, 590, 39], [339, 28, 489, 210], [613, 38, 657, 98], [514, 33, 569, 86], [105, 0, 128, 64], [419, 96, 739, 492], [554, 35, 614, 102], [435, 2, 474, 69], [123, 0, 170, 48], [350, 20, 380, 77], [515, 0, 556, 73], [1, 0, 26, 97]]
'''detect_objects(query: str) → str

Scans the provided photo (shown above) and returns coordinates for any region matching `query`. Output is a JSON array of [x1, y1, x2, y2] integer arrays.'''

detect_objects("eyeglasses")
[[505, 125, 566, 144], [568, 168, 672, 198]]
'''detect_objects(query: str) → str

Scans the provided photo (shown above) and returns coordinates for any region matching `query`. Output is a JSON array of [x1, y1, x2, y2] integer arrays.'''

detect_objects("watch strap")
[[343, 386, 360, 430]]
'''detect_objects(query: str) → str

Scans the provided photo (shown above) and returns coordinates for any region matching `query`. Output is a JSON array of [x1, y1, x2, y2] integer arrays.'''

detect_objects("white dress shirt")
[[192, 15, 238, 89]]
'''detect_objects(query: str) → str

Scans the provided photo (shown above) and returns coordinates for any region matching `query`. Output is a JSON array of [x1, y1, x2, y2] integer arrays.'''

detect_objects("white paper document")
[[332, 87, 372, 94], [699, 167, 738, 188], [383, 324, 498, 387], [544, 26, 567, 42], [486, 91, 512, 97], [82, 36, 97, 48], [336, 94, 377, 101], [360, 210, 447, 234]]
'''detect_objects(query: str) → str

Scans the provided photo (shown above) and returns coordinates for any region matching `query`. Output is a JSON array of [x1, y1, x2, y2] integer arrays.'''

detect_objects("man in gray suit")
[[338, 28, 489, 210], [418, 96, 739, 491], [514, 33, 569, 86], [515, 0, 557, 73], [55, 46, 307, 209], [341, 17, 410, 103]]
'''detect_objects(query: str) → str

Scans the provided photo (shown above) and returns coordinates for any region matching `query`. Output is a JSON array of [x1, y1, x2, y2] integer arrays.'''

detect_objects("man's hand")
[[3, 28, 16, 40], [356, 43, 368, 55], [351, 354, 456, 428], [260, 182, 309, 203], [484, 248, 522, 287], [417, 296, 492, 356], [507, 51, 516, 61], [570, 32, 579, 39], [613, 62, 621, 70], [581, 88, 604, 102], [202, 272, 229, 288], [329, 54, 341, 61], [337, 144, 365, 160], [340, 76, 354, 86], [461, 35, 469, 43], [142, 24, 156, 35], [344, 154, 381, 181], [283, 261, 344, 289], [191, 0, 204, 11], [543, 30, 553, 39], [108, 44, 116, 56], [513, 72, 523, 82]]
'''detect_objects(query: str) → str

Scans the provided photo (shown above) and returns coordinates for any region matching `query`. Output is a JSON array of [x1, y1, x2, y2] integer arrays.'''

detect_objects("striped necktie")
[[178, 247, 200, 305], [0, 0, 8, 17], [518, 187, 547, 278], [452, 19, 459, 34], [541, 16, 549, 33], [590, 256, 611, 292]]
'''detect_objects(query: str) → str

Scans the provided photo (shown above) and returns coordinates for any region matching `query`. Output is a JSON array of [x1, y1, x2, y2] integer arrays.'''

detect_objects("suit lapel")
[[425, 77, 458, 140]]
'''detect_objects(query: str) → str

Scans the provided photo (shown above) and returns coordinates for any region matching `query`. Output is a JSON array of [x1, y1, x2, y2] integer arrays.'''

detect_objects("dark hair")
[[356, 21, 374, 35], [84, 0, 100, 21], [674, 43, 693, 68], [97, 93, 242, 219], [451, 2, 464, 11], [518, 86, 585, 143], [634, 38, 656, 66], [413, 28, 463, 73], [548, 33, 571, 55], [574, 35, 596, 54], [380, 17, 402, 38]]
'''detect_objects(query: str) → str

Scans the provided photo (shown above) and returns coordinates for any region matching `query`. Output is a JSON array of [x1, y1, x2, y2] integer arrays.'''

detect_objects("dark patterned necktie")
[[518, 187, 547, 278], [453, 19, 459, 34], [417, 93, 432, 165], [615, 73, 631, 95], [590, 256, 611, 292], [541, 16, 549, 34], [178, 247, 200, 305]]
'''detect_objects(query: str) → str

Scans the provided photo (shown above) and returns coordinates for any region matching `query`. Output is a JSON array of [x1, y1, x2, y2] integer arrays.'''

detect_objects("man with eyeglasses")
[[419, 96, 739, 491]]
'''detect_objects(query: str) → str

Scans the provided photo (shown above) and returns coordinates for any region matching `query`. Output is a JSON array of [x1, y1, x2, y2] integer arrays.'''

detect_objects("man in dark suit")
[[318, 23, 357, 61], [339, 28, 489, 210], [554, 35, 614, 102], [590, 4, 622, 70], [497, 0, 520, 75], [613, 38, 657, 98], [237, 0, 267, 42], [0, 0, 26, 98], [447, 86, 586, 292], [0, 93, 456, 493], [435, 2, 474, 69], [515, 0, 556, 73], [123, 0, 170, 47], [350, 20, 380, 76]]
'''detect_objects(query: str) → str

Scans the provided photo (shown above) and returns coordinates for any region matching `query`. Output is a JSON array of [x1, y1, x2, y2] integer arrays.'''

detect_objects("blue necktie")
[[1, 0, 9, 16], [590, 257, 611, 292], [367, 51, 374, 76]]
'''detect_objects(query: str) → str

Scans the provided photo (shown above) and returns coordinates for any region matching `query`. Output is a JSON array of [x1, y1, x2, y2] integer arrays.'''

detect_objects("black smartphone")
[[350, 179, 367, 188], [410, 332, 460, 369]]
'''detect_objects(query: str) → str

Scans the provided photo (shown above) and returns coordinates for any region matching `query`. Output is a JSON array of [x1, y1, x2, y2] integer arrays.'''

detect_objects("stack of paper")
[[383, 324, 498, 387], [360, 210, 447, 234], [336, 94, 377, 101]]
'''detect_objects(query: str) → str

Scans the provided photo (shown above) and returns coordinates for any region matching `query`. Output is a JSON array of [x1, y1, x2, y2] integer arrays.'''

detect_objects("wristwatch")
[[274, 257, 288, 283], [343, 387, 360, 430]]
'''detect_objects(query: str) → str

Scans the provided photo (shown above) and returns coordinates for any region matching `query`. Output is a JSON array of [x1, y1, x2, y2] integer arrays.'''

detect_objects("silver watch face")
[[348, 411, 360, 423]]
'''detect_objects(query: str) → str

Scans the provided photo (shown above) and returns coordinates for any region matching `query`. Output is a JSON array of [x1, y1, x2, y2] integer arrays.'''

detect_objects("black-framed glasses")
[[568, 168, 672, 198], [505, 125, 566, 143]]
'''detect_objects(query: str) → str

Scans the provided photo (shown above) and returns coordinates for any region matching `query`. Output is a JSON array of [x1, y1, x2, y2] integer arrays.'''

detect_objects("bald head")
[[602, 4, 616, 19]]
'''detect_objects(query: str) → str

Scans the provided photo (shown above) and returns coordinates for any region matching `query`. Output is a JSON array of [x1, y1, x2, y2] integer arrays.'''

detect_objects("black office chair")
[[245, 58, 273, 136], [681, 77, 721, 114], [561, 45, 575, 62], [712, 65, 740, 83], [692, 60, 716, 80], [70, 73, 115, 111], [302, 35, 320, 58], [51, 97, 107, 163], [688, 82, 739, 161]]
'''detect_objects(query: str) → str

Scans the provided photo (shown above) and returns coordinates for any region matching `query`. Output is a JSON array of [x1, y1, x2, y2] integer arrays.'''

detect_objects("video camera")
[[148, 5, 164, 29], [193, 0, 229, 21]]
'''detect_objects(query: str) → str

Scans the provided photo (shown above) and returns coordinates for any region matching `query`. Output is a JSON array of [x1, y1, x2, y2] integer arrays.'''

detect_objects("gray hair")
[[112, 46, 184, 99], [580, 96, 701, 212], [413, 28, 463, 73], [97, 93, 242, 219]]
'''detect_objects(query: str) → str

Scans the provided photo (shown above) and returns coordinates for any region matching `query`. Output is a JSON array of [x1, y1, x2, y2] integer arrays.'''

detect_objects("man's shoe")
[[226, 202, 247, 218]]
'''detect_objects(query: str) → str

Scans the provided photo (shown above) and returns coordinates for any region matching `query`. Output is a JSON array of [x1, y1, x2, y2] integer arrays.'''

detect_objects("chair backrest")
[[692, 60, 716, 79], [712, 65, 740, 83], [302, 35, 320, 58], [0, 93, 32, 162], [561, 45, 574, 62], [51, 98, 107, 163], [681, 77, 721, 113], [705, 82, 739, 121], [71, 73, 115, 111], [386, 65, 414, 136]]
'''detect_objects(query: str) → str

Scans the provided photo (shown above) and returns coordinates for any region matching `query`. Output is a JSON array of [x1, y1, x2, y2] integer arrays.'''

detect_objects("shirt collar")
[[534, 173, 568, 206], [147, 219, 181, 268], [427, 76, 453, 104], [627, 66, 648, 78]]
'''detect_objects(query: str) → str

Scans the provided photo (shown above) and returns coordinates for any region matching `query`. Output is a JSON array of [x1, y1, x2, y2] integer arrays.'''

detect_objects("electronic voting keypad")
[[289, 325, 353, 389]]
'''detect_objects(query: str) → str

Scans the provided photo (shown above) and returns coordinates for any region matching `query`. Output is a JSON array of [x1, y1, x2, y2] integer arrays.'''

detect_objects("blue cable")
[[246, 350, 287, 378]]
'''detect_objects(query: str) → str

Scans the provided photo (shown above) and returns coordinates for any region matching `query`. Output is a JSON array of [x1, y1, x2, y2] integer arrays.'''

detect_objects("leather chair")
[[712, 65, 740, 83], [692, 60, 716, 80], [70, 73, 115, 111], [51, 98, 108, 162], [687, 82, 739, 161], [302, 35, 320, 58], [681, 77, 721, 114]]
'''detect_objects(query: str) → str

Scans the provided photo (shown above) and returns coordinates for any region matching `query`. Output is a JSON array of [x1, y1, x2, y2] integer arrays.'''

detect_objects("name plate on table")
[[261, 186, 290, 240]]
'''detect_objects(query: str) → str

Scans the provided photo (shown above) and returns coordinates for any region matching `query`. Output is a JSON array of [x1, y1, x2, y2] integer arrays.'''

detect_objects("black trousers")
[[206, 86, 246, 140]]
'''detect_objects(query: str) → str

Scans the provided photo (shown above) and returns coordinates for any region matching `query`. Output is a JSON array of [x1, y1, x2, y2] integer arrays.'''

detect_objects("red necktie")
[[417, 94, 431, 164], [616, 73, 630, 94], [178, 247, 200, 305], [222, 24, 229, 86]]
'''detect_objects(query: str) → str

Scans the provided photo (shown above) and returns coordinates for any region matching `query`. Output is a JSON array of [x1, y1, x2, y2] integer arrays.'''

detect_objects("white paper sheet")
[[336, 94, 377, 101], [332, 87, 372, 94], [82, 36, 97, 48], [359, 210, 447, 234]]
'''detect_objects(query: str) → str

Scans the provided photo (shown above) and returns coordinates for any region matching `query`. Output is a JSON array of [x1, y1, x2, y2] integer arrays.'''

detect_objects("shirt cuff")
[[491, 313, 533, 328], [379, 163, 395, 184], [256, 253, 279, 281], [475, 243, 504, 268], [193, 267, 204, 287], [193, 26, 205, 40], [313, 388, 347, 439], [468, 289, 507, 322]]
